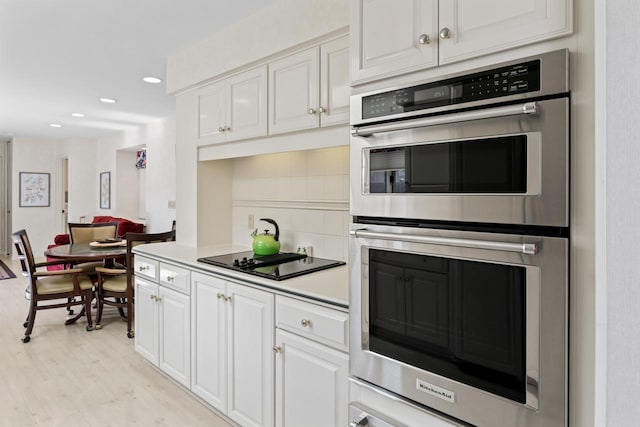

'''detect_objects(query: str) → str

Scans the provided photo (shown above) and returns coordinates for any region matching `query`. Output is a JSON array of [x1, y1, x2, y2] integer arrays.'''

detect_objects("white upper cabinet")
[[351, 0, 438, 83], [351, 0, 572, 83], [320, 36, 350, 127], [438, 0, 573, 64], [269, 47, 320, 134], [269, 36, 350, 135], [198, 66, 268, 143]]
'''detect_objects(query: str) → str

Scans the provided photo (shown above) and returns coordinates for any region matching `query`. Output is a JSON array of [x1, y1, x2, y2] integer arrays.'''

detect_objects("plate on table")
[[90, 239, 126, 248]]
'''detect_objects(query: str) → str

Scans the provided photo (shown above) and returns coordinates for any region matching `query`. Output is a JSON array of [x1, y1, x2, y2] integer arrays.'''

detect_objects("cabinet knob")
[[223, 125, 231, 132], [225, 295, 232, 302], [218, 126, 224, 132], [150, 295, 156, 301], [308, 108, 317, 115], [300, 319, 311, 327], [273, 345, 282, 353], [138, 265, 148, 271], [418, 33, 430, 45], [166, 275, 174, 282], [318, 106, 326, 114], [217, 292, 225, 299], [439, 27, 451, 39]]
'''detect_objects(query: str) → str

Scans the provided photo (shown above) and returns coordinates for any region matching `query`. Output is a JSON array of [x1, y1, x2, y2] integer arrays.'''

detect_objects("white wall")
[[12, 138, 59, 257], [231, 147, 349, 260], [167, 0, 349, 93], [96, 117, 176, 232], [143, 118, 176, 232], [598, 1, 640, 425], [12, 137, 99, 257]]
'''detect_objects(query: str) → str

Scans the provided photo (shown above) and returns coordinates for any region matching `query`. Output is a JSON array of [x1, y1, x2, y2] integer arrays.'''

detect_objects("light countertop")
[[133, 242, 349, 309]]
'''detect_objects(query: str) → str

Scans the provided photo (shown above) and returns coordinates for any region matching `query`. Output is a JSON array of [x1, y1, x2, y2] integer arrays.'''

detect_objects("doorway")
[[0, 140, 10, 254], [57, 156, 69, 233]]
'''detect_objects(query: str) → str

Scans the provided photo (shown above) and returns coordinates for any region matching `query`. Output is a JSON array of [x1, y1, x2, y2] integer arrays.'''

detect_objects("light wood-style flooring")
[[0, 256, 233, 427]]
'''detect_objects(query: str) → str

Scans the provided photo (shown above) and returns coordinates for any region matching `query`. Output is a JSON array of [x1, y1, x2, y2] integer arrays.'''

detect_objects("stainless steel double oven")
[[349, 50, 569, 427]]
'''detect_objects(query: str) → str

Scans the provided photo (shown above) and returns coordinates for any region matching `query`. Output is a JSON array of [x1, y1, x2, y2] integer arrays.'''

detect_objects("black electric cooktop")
[[197, 251, 345, 281]]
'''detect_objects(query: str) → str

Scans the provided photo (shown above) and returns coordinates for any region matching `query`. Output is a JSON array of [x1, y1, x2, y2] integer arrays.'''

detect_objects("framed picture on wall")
[[100, 171, 111, 209], [19, 172, 50, 207]]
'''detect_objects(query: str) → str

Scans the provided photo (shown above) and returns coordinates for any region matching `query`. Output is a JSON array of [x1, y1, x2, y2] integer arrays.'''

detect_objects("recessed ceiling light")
[[49, 123, 62, 128], [143, 76, 162, 84], [100, 98, 117, 104], [71, 113, 86, 118]]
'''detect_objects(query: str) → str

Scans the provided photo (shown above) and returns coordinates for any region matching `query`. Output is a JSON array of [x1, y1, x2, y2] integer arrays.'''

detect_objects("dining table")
[[44, 241, 128, 327], [44, 241, 128, 265]]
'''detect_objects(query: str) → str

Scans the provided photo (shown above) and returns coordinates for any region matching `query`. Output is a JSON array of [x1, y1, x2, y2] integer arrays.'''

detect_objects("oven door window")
[[368, 249, 526, 403], [369, 135, 527, 194]]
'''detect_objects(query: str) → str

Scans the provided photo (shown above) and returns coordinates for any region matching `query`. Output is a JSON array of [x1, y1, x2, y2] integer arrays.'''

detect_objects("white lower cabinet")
[[135, 275, 191, 388], [275, 329, 348, 427], [274, 295, 349, 427], [191, 272, 274, 427]]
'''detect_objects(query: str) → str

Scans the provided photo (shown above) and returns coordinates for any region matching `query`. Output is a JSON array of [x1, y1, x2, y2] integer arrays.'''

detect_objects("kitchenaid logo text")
[[416, 379, 456, 403]]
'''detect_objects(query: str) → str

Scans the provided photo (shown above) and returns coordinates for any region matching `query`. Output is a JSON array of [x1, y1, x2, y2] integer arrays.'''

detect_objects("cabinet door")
[[275, 330, 349, 427], [227, 66, 268, 141], [134, 277, 159, 365], [198, 79, 227, 143], [227, 283, 275, 427], [269, 47, 319, 135], [351, 0, 438, 83], [319, 36, 350, 127], [190, 273, 228, 413], [158, 286, 191, 388], [438, 0, 572, 64]]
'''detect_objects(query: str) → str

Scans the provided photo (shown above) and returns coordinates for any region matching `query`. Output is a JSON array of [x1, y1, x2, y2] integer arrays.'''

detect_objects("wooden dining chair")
[[68, 221, 118, 243], [67, 221, 119, 268], [95, 230, 176, 338], [12, 229, 95, 343]]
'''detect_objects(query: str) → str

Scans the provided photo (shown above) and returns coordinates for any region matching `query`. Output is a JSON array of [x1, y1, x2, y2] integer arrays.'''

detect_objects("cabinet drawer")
[[276, 296, 348, 352], [134, 256, 158, 281], [159, 263, 190, 295]]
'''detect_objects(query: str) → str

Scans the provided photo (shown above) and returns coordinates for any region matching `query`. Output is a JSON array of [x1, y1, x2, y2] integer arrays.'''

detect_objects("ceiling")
[[0, 0, 273, 142]]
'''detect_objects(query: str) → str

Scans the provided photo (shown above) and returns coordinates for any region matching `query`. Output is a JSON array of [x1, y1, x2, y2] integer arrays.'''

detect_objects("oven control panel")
[[362, 60, 541, 120]]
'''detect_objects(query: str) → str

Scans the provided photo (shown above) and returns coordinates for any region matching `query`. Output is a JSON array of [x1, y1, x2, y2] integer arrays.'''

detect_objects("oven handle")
[[351, 101, 539, 137], [351, 229, 538, 255]]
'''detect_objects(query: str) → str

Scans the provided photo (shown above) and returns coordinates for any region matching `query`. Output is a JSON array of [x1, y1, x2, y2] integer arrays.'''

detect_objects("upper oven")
[[350, 49, 569, 228]]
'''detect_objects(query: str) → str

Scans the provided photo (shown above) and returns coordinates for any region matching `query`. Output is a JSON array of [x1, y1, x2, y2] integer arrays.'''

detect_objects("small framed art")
[[19, 172, 50, 207]]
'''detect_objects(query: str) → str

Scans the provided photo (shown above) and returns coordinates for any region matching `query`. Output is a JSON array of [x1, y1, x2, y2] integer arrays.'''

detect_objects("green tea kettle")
[[251, 218, 280, 256]]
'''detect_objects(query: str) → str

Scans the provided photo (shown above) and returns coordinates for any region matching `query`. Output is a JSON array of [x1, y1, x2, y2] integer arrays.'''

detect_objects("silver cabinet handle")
[[217, 292, 225, 299], [150, 295, 156, 301], [218, 126, 224, 132], [301, 319, 311, 327], [225, 295, 232, 302], [138, 265, 148, 271], [439, 27, 451, 39], [273, 345, 282, 353], [223, 125, 231, 132], [308, 108, 317, 115], [318, 106, 326, 114], [166, 275, 174, 282], [351, 229, 538, 255], [352, 102, 538, 137], [418, 33, 430, 44]]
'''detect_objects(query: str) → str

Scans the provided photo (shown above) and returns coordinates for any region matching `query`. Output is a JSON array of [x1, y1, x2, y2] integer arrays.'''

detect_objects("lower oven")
[[349, 223, 567, 427]]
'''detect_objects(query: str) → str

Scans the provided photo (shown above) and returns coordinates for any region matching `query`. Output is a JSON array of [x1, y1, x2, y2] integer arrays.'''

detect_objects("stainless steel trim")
[[350, 228, 538, 255], [352, 102, 538, 137]]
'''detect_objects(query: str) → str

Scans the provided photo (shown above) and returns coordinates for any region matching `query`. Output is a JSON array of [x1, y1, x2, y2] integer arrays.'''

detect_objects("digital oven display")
[[361, 59, 540, 120], [414, 84, 462, 104]]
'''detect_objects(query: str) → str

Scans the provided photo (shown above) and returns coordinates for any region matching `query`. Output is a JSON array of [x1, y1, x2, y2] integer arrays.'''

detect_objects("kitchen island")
[[132, 241, 349, 427]]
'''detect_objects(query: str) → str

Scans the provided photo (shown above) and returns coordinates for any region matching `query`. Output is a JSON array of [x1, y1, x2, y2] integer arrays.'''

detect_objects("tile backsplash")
[[231, 146, 350, 261]]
